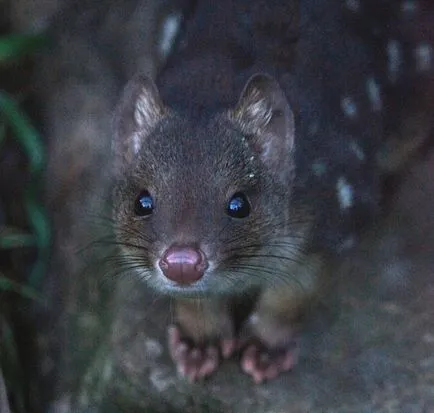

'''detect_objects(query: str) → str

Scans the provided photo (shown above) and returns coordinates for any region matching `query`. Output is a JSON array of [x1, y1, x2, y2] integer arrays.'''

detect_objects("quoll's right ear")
[[231, 74, 295, 185], [113, 74, 166, 168]]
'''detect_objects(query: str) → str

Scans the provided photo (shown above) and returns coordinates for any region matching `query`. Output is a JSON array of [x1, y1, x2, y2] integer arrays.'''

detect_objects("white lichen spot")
[[366, 77, 382, 112], [102, 358, 114, 382], [387, 39, 402, 82], [346, 0, 360, 12], [414, 43, 433, 72], [336, 177, 353, 210], [144, 338, 163, 359], [159, 13, 182, 58], [150, 367, 176, 392], [349, 141, 365, 161], [341, 96, 358, 119]]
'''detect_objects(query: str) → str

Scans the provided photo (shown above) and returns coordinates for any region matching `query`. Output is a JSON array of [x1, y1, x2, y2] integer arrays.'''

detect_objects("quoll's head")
[[112, 73, 308, 297]]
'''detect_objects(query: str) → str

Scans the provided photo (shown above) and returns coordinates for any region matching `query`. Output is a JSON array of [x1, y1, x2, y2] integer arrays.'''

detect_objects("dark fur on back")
[[113, 0, 434, 295]]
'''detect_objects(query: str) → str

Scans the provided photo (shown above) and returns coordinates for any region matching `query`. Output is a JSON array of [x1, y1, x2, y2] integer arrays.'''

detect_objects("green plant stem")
[[0, 34, 47, 63], [0, 92, 50, 289]]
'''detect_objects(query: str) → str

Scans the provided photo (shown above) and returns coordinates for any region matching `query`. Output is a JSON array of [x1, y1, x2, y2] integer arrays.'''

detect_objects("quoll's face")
[[113, 74, 306, 297], [114, 113, 304, 297]]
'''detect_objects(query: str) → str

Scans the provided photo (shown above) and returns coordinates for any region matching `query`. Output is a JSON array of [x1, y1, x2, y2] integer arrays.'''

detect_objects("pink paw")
[[167, 325, 236, 381], [240, 340, 299, 384]]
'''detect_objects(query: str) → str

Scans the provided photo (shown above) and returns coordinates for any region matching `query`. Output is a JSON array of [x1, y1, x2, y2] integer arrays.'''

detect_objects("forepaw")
[[168, 325, 236, 381], [240, 338, 299, 383]]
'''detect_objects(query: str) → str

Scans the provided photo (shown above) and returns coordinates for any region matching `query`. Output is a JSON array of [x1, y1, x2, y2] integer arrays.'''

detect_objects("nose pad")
[[158, 245, 208, 284]]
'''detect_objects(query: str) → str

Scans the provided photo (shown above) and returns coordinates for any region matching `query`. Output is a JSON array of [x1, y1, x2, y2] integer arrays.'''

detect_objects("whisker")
[[222, 240, 307, 255]]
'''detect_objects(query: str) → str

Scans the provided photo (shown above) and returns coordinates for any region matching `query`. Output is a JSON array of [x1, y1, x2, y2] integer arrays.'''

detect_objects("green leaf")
[[0, 316, 26, 413], [0, 274, 42, 301], [25, 192, 50, 288], [0, 34, 47, 62], [0, 92, 45, 175], [0, 92, 51, 288], [0, 234, 35, 249], [0, 227, 35, 249]]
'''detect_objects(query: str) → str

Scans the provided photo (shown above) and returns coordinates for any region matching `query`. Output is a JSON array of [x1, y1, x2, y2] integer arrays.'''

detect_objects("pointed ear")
[[113, 74, 166, 169], [231, 74, 295, 181]]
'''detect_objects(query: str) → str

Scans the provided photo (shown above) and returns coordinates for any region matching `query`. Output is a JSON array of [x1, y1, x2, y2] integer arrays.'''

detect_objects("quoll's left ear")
[[113, 74, 167, 172], [231, 74, 295, 182]]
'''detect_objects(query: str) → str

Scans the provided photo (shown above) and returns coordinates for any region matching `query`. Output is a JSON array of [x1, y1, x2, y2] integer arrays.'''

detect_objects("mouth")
[[158, 284, 211, 298], [148, 265, 242, 298], [151, 275, 220, 298]]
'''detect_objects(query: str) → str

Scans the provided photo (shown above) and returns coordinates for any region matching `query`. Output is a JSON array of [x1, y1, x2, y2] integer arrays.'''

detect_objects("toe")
[[241, 344, 258, 374], [221, 338, 236, 359], [197, 346, 219, 378]]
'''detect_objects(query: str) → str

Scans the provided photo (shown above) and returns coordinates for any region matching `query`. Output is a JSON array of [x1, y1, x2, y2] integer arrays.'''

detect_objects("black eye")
[[226, 192, 251, 218], [135, 190, 154, 216]]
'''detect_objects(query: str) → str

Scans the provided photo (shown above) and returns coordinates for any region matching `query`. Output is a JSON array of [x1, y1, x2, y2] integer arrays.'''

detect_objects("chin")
[[145, 271, 241, 299]]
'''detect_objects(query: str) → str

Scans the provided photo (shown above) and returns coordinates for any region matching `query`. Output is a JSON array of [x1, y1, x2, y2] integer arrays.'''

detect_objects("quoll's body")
[[113, 0, 434, 382]]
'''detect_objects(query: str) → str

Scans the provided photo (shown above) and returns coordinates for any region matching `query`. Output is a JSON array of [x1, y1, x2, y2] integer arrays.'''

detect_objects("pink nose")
[[159, 246, 208, 284]]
